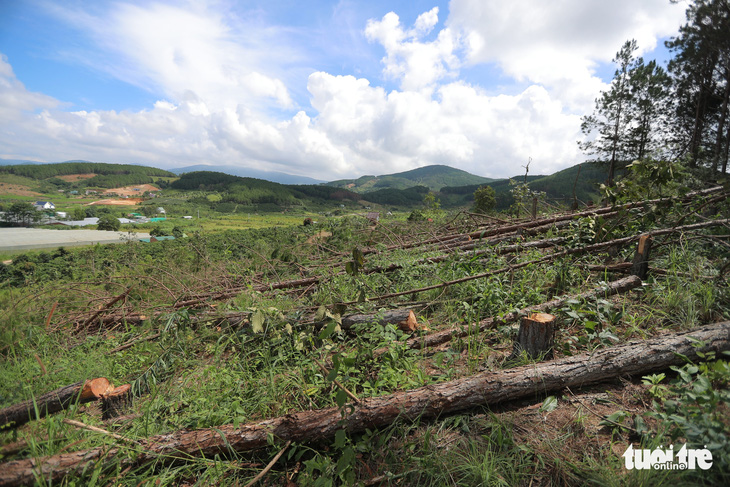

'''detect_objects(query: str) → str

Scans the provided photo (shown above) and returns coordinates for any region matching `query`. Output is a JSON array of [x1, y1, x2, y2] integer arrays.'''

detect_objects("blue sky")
[[0, 0, 687, 179]]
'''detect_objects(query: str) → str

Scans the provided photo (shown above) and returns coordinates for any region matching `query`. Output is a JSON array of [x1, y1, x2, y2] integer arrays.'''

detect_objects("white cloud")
[[0, 1, 690, 180], [365, 8, 461, 93], [306, 72, 581, 178], [45, 1, 296, 111], [0, 55, 59, 122], [446, 0, 687, 111]]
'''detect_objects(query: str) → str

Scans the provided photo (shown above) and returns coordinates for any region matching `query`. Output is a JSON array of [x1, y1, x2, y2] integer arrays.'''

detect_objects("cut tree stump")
[[2, 321, 729, 487], [101, 385, 132, 421], [512, 312, 556, 360], [0, 378, 113, 431], [630, 234, 652, 280]]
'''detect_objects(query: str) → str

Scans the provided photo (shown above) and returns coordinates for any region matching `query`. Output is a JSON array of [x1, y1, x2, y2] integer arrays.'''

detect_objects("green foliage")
[[602, 158, 691, 203], [361, 185, 429, 206], [0, 162, 173, 188], [472, 185, 496, 214], [647, 348, 730, 484], [96, 214, 121, 231], [2, 202, 39, 226]]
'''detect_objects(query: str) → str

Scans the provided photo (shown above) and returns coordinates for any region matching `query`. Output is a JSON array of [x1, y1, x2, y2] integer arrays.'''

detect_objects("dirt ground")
[[56, 173, 96, 182], [0, 183, 41, 197], [103, 184, 160, 197], [88, 198, 145, 206]]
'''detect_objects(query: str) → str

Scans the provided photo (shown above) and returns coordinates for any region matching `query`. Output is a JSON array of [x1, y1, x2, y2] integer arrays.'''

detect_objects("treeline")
[[580, 0, 730, 181], [173, 171, 362, 209], [0, 162, 175, 189], [438, 163, 607, 209], [360, 185, 430, 205]]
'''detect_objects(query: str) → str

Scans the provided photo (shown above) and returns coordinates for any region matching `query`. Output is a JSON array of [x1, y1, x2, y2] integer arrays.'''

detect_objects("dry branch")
[[0, 378, 113, 431], [2, 321, 729, 487]]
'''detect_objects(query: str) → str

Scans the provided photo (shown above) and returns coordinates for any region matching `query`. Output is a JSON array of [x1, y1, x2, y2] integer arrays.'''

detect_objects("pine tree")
[[580, 40, 639, 187], [666, 0, 730, 172]]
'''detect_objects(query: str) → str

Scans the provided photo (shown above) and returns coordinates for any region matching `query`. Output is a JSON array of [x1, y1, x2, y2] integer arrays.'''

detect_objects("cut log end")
[[80, 378, 113, 402], [398, 310, 420, 332]]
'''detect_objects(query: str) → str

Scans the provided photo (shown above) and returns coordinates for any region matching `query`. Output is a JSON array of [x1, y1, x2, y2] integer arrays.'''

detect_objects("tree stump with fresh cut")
[[101, 384, 132, 421], [512, 312, 556, 360]]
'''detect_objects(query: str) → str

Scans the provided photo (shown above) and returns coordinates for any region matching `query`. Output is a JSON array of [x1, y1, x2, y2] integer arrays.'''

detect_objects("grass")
[[0, 190, 728, 485]]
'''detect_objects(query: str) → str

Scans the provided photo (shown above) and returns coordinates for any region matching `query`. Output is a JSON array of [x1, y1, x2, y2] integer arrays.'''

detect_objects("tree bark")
[[101, 385, 132, 421], [0, 378, 113, 431], [2, 321, 729, 487], [339, 309, 420, 332], [512, 313, 556, 359]]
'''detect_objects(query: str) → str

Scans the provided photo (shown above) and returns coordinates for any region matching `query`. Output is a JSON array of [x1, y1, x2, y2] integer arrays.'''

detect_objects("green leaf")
[[539, 395, 558, 413], [335, 388, 348, 408], [334, 429, 347, 448], [319, 320, 338, 340], [352, 248, 365, 267], [345, 261, 356, 276], [336, 446, 355, 475], [315, 305, 327, 321]]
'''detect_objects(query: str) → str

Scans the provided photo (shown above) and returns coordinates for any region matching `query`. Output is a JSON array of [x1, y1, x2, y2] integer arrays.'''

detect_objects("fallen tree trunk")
[[0, 378, 113, 431], [2, 321, 728, 487], [351, 218, 729, 305], [339, 309, 420, 331], [396, 275, 642, 352]]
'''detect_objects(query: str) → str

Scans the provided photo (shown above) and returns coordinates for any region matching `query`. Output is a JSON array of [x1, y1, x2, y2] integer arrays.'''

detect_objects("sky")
[[0, 0, 689, 180]]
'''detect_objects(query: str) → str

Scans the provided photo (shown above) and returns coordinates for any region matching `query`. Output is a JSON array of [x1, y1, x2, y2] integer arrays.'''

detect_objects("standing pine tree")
[[666, 0, 730, 173], [579, 40, 638, 187], [580, 40, 674, 185]]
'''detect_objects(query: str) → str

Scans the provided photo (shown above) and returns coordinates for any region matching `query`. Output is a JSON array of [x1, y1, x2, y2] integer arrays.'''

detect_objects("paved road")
[[0, 228, 151, 251]]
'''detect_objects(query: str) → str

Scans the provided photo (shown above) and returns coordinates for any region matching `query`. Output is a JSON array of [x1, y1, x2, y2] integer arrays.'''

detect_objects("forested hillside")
[[0, 162, 174, 190], [328, 164, 494, 192]]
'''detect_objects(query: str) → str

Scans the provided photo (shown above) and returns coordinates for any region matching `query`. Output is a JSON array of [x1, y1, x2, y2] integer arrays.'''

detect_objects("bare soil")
[[88, 198, 145, 206], [103, 184, 160, 197], [0, 183, 41, 196], [56, 173, 97, 182]]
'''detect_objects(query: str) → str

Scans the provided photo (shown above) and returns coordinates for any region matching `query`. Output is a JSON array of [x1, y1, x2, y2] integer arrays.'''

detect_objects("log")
[[2, 321, 729, 487], [0, 378, 113, 431], [340, 309, 420, 332], [101, 385, 132, 421], [512, 313, 556, 360], [397, 275, 642, 352]]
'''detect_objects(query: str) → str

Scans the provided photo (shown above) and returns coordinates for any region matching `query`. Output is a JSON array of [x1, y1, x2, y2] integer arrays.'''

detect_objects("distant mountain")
[[327, 164, 496, 192], [0, 158, 44, 166], [171, 164, 325, 185]]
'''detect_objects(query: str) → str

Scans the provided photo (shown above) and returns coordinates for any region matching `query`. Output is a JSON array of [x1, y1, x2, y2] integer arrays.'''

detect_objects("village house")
[[34, 201, 55, 211]]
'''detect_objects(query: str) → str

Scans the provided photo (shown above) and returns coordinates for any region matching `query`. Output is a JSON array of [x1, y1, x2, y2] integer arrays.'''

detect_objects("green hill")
[[0, 161, 175, 191], [440, 162, 607, 209], [328, 164, 495, 192]]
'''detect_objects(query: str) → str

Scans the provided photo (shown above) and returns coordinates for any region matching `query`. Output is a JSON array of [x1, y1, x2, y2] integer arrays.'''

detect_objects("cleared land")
[[103, 184, 160, 197], [88, 198, 144, 206], [0, 228, 150, 251]]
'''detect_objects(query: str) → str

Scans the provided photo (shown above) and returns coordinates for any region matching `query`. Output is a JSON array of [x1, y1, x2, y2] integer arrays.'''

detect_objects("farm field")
[[0, 181, 728, 486]]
